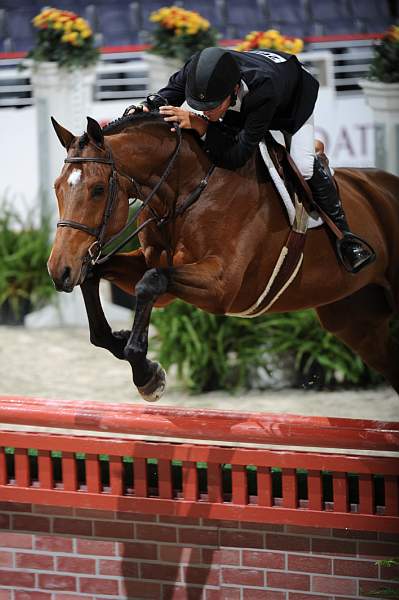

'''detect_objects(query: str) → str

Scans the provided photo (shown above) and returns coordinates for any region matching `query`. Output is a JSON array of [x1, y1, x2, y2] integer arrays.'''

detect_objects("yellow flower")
[[293, 38, 304, 53], [74, 17, 86, 30], [150, 5, 209, 34], [283, 39, 294, 51], [32, 15, 47, 28], [387, 25, 399, 42], [186, 25, 199, 35], [61, 31, 78, 44], [258, 34, 272, 47], [81, 27, 92, 39], [266, 29, 280, 40], [47, 9, 61, 21], [236, 28, 303, 54], [236, 40, 252, 51], [65, 21, 75, 32]]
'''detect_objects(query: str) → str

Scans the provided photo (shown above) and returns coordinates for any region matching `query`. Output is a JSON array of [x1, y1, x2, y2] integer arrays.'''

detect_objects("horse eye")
[[92, 185, 105, 197]]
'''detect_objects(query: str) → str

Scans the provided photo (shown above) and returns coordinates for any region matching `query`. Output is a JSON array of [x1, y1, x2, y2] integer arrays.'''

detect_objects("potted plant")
[[359, 25, 399, 175], [28, 6, 99, 135], [146, 5, 218, 91], [28, 7, 99, 70], [235, 29, 304, 54], [26, 7, 100, 222], [0, 202, 55, 325]]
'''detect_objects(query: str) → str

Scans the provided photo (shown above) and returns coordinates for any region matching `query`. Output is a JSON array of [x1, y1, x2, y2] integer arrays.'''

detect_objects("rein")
[[57, 126, 214, 267]]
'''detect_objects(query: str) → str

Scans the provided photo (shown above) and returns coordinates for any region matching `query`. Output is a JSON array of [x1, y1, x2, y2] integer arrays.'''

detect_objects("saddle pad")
[[259, 139, 323, 229]]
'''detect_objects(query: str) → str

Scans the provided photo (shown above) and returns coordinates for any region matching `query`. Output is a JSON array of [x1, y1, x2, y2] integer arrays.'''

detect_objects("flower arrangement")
[[149, 5, 218, 62], [368, 25, 399, 83], [236, 29, 303, 54], [28, 7, 99, 69]]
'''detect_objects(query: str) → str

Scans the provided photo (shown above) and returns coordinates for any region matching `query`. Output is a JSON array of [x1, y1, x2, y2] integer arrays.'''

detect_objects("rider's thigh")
[[290, 113, 315, 180]]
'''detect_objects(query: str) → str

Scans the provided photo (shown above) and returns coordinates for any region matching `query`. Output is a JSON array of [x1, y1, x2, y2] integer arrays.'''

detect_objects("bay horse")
[[48, 113, 399, 400]]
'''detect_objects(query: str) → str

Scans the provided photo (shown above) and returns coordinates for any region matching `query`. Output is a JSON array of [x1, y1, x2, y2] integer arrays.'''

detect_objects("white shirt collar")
[[229, 79, 249, 112]]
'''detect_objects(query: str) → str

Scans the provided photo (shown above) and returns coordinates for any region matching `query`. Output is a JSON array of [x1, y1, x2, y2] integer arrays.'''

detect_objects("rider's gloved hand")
[[124, 93, 169, 117], [123, 103, 150, 116]]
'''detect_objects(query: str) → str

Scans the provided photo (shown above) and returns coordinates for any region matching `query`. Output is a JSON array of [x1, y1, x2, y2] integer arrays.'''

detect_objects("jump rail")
[[0, 396, 398, 533]]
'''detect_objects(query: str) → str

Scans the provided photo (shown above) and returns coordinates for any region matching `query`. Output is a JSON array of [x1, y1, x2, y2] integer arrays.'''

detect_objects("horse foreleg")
[[80, 275, 129, 360], [80, 249, 149, 360], [123, 257, 226, 401], [123, 268, 170, 402]]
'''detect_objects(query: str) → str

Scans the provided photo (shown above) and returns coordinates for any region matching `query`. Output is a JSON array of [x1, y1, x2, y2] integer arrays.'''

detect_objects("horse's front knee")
[[135, 268, 170, 302]]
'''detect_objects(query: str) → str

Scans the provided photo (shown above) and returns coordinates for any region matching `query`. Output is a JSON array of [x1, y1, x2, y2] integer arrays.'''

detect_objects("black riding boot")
[[308, 156, 376, 273]]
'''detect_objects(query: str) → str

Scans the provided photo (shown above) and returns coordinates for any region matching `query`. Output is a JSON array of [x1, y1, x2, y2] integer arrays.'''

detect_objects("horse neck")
[[106, 125, 209, 204]]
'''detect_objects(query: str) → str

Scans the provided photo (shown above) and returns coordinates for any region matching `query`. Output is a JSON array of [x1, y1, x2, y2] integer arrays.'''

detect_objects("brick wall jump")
[[0, 502, 398, 600]]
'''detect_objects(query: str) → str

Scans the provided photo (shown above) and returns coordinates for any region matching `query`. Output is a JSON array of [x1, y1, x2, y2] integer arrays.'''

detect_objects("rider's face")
[[203, 95, 232, 121], [203, 85, 239, 121]]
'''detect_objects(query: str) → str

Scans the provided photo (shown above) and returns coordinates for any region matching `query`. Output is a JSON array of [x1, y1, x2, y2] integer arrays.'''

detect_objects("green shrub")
[[362, 559, 399, 598], [368, 25, 399, 83], [0, 201, 55, 322], [152, 301, 382, 393]]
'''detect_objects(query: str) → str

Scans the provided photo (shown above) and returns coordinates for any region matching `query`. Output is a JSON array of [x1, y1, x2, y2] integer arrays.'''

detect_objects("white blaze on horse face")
[[68, 169, 82, 186]]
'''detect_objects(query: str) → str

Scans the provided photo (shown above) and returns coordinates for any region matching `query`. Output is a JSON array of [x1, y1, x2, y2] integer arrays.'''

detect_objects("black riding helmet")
[[186, 47, 240, 111]]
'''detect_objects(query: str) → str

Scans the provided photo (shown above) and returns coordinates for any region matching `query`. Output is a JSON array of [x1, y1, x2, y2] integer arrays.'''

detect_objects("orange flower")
[[236, 28, 303, 55]]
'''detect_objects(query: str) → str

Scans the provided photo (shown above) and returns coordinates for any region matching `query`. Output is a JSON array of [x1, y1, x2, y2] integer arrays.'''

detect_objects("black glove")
[[145, 93, 169, 111], [123, 94, 168, 117], [122, 104, 144, 117]]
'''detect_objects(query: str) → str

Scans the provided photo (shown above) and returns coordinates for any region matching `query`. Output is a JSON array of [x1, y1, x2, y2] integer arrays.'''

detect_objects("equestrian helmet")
[[186, 47, 240, 111]]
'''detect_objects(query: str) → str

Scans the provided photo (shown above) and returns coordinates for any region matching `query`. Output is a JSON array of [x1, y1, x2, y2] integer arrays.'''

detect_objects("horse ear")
[[51, 117, 75, 150], [86, 116, 104, 147]]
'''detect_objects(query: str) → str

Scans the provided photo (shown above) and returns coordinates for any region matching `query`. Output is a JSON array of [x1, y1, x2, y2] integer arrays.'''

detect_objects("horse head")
[[48, 117, 130, 292]]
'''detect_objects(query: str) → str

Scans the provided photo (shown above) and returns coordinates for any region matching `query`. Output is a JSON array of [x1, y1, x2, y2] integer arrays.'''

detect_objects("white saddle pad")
[[259, 139, 323, 229]]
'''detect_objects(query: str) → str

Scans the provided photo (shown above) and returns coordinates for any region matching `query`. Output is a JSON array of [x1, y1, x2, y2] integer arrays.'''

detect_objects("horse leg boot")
[[308, 156, 376, 273], [124, 268, 169, 402], [80, 275, 129, 360]]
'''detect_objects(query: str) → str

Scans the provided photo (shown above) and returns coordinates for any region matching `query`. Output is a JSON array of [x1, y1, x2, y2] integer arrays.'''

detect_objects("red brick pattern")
[[0, 503, 398, 598]]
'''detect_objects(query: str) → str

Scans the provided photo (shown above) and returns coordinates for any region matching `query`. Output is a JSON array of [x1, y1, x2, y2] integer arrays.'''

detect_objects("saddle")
[[227, 136, 344, 318], [265, 133, 343, 241]]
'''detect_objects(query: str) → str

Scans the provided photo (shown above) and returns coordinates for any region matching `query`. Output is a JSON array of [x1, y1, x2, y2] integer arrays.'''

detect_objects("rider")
[[131, 47, 374, 273]]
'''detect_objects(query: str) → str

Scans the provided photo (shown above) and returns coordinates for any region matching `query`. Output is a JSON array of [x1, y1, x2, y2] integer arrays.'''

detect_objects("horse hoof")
[[137, 361, 166, 402]]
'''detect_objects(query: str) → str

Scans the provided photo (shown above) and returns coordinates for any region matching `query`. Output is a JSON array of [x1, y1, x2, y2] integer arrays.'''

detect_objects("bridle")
[[57, 124, 214, 268], [58, 154, 121, 265]]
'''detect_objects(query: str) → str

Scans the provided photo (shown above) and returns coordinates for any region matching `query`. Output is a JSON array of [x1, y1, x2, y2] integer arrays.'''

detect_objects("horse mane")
[[77, 112, 171, 148], [102, 112, 168, 136]]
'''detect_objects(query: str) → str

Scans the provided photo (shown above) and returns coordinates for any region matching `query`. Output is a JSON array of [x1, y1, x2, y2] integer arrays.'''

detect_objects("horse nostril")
[[61, 266, 71, 285]]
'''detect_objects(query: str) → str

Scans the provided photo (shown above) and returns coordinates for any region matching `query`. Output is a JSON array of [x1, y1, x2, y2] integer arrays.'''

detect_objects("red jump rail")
[[0, 396, 398, 533], [1, 395, 398, 450]]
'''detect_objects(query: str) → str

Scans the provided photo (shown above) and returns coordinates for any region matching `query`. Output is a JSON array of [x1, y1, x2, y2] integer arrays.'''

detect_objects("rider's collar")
[[229, 79, 249, 113]]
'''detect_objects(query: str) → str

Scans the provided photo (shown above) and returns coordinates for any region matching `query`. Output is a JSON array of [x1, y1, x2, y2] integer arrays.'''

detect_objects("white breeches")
[[290, 113, 315, 180]]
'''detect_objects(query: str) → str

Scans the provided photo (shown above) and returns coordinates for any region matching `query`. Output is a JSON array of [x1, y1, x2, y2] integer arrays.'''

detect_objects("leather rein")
[[57, 125, 214, 267]]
